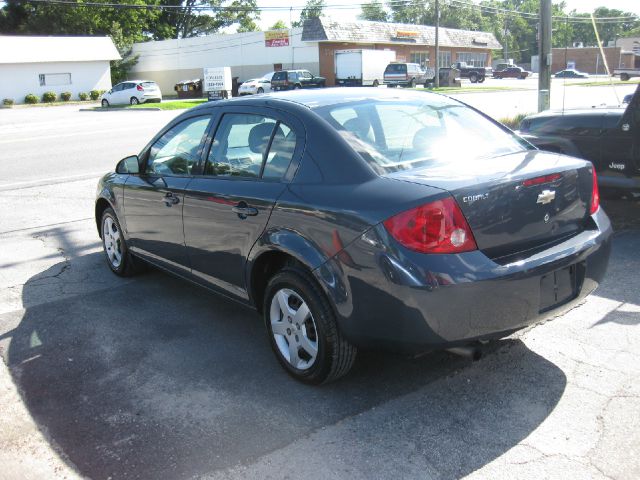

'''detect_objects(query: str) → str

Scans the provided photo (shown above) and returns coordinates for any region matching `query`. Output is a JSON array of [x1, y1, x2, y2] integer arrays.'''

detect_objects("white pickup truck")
[[614, 68, 640, 81]]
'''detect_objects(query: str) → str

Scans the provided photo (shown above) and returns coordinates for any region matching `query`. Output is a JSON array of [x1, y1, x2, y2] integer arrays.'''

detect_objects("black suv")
[[271, 70, 326, 91], [519, 85, 640, 194]]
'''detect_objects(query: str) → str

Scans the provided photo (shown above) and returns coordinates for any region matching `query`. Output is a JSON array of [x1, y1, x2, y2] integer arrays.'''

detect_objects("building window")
[[438, 51, 452, 68], [38, 73, 72, 86], [410, 51, 429, 67], [456, 52, 488, 67]]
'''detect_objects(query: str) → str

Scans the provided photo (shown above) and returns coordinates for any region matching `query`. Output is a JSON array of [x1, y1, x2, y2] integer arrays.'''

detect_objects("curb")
[[79, 107, 162, 112]]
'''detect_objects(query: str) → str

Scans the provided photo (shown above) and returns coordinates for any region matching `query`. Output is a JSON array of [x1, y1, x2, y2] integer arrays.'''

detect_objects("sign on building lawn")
[[203, 67, 232, 92]]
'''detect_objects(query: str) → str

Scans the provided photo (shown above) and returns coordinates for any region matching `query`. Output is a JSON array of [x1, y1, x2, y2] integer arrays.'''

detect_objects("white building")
[[0, 36, 120, 104]]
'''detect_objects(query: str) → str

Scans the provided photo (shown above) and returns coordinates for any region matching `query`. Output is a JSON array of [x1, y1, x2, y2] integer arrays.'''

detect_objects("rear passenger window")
[[263, 124, 296, 180], [205, 114, 297, 180], [147, 116, 211, 176]]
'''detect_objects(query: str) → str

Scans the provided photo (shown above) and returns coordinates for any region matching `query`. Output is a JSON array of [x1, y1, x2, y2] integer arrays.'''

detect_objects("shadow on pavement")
[[0, 255, 567, 479]]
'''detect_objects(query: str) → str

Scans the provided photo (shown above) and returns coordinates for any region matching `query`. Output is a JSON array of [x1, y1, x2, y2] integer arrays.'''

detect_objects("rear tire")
[[257, 87, 264, 94], [101, 208, 138, 277], [407, 78, 415, 88], [372, 79, 379, 87], [620, 73, 630, 81], [469, 73, 478, 83], [478, 76, 485, 83], [264, 267, 357, 384], [294, 84, 301, 90], [130, 97, 140, 105]]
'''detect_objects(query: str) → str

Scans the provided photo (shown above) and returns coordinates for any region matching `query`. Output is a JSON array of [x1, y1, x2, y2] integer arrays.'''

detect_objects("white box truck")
[[335, 49, 397, 87]]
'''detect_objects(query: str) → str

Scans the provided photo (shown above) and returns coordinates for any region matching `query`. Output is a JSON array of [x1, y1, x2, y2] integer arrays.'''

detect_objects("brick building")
[[303, 18, 501, 86], [551, 46, 637, 75]]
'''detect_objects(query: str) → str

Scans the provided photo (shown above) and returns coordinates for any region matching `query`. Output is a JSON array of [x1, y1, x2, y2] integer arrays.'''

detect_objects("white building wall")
[[0, 61, 113, 103], [130, 28, 320, 95]]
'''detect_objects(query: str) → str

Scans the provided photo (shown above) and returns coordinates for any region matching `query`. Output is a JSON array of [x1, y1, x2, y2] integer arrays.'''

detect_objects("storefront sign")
[[203, 67, 231, 92], [395, 30, 419, 38], [265, 30, 290, 47]]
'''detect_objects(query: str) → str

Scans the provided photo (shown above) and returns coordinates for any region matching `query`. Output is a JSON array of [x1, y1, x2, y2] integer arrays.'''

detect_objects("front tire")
[[130, 97, 140, 105], [101, 208, 137, 277], [101, 99, 109, 108], [257, 87, 264, 94], [469, 73, 478, 83], [264, 267, 357, 384], [620, 73, 630, 81], [372, 79, 379, 87]]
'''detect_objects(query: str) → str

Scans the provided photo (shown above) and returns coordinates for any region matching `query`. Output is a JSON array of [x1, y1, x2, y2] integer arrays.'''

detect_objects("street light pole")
[[538, 0, 552, 112], [434, 0, 440, 88]]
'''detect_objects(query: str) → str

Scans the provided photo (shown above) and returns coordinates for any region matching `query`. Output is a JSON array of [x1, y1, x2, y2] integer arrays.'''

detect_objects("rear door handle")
[[163, 192, 180, 207], [232, 203, 258, 218]]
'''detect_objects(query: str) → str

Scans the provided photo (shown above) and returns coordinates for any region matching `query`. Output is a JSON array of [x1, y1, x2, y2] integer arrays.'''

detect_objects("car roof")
[[190, 87, 456, 112], [119, 79, 156, 84]]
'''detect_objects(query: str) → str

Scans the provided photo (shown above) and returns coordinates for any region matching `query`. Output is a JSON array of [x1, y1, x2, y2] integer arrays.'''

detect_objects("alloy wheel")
[[102, 216, 123, 268], [270, 288, 318, 370]]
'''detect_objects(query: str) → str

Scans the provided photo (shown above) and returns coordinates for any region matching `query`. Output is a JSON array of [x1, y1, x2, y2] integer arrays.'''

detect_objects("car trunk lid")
[[386, 150, 594, 261]]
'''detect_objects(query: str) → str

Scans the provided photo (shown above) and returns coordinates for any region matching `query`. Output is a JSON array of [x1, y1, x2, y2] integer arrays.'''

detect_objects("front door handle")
[[232, 203, 258, 218], [163, 192, 180, 207]]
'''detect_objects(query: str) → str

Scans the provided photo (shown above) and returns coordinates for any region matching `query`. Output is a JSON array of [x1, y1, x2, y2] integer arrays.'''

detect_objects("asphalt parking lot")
[[0, 91, 639, 479]]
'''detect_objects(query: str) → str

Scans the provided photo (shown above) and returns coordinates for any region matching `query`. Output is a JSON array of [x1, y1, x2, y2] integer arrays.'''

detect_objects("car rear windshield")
[[384, 64, 407, 74], [141, 82, 157, 88], [314, 97, 530, 174]]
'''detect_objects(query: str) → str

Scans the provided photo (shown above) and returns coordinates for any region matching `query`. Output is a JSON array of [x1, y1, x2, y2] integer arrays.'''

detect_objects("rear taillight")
[[383, 197, 477, 254], [136, 85, 144, 91], [590, 166, 600, 214], [522, 173, 561, 187]]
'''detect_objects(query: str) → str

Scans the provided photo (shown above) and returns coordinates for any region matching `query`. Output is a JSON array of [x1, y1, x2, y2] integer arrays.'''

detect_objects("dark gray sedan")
[[96, 88, 611, 384]]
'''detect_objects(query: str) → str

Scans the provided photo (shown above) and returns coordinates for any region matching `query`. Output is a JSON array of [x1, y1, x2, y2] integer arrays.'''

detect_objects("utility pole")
[[434, 0, 440, 88], [538, 0, 552, 112]]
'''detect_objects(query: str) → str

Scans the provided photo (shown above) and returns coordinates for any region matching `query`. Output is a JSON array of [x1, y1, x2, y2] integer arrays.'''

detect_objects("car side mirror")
[[108, 89, 112, 94], [116, 155, 140, 174]]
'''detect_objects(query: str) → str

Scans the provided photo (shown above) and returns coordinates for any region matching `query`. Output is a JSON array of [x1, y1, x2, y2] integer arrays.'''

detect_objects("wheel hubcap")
[[270, 288, 318, 370], [102, 216, 123, 268]]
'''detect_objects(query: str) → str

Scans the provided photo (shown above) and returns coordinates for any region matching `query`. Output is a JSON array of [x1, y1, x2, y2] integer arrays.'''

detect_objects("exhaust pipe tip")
[[446, 345, 483, 361]]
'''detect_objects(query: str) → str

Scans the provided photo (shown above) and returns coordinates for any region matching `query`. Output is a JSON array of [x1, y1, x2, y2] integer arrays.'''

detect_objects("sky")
[[256, 0, 640, 30]]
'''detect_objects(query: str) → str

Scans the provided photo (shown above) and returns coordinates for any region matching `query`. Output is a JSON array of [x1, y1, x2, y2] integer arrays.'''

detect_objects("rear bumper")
[[315, 208, 612, 353]]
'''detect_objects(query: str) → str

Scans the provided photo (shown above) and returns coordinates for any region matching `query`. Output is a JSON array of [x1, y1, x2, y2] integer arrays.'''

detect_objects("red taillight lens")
[[590, 166, 600, 214], [136, 85, 144, 91], [522, 173, 561, 187], [383, 197, 478, 254]]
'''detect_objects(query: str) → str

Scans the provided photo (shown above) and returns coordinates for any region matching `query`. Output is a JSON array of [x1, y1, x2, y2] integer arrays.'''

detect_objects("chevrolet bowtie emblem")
[[537, 189, 556, 205]]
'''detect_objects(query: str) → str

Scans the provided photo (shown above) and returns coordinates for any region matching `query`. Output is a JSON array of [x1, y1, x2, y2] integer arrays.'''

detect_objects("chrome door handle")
[[232, 204, 258, 218], [163, 192, 179, 207]]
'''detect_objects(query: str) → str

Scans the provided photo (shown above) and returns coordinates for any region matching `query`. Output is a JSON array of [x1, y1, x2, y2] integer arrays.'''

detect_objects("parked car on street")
[[383, 62, 430, 88], [555, 69, 589, 79], [518, 84, 640, 194], [96, 88, 611, 384], [492, 66, 531, 79], [270, 70, 325, 91], [238, 77, 272, 95], [101, 80, 162, 106]]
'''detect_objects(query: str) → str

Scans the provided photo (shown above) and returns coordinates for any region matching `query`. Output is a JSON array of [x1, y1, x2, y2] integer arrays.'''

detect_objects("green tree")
[[292, 0, 325, 28], [360, 1, 387, 22], [269, 20, 288, 30], [154, 0, 260, 39]]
